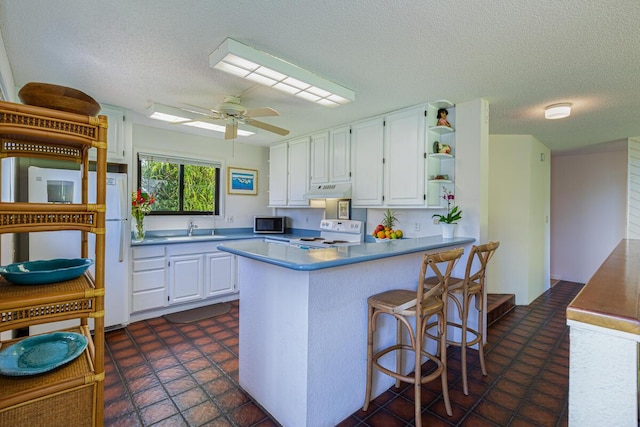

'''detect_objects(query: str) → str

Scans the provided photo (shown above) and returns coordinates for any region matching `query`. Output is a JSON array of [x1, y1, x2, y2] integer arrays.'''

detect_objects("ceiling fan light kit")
[[209, 38, 355, 107], [148, 95, 288, 140], [545, 103, 572, 119]]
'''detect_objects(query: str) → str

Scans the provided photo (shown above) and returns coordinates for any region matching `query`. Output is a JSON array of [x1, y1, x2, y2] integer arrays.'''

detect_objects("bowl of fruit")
[[373, 209, 403, 241]]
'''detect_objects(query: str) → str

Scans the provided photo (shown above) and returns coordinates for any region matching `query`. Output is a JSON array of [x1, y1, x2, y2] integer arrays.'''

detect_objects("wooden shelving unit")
[[0, 100, 106, 426]]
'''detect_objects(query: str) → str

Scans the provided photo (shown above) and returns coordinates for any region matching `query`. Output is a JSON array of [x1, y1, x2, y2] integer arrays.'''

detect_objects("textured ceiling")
[[0, 0, 639, 151]]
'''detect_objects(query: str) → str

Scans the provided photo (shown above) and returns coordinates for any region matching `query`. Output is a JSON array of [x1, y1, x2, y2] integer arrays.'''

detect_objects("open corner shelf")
[[0, 100, 106, 426]]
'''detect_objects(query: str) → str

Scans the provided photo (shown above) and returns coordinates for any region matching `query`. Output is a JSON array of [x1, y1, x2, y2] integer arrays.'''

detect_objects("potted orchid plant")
[[432, 187, 461, 238], [131, 189, 155, 240]]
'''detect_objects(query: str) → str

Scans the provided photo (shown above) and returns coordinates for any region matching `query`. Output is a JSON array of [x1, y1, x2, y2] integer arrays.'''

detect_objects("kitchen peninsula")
[[566, 239, 640, 426], [218, 236, 475, 427]]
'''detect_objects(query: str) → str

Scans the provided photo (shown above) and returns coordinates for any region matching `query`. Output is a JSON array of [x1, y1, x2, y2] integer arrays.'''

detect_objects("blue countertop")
[[217, 236, 475, 271]]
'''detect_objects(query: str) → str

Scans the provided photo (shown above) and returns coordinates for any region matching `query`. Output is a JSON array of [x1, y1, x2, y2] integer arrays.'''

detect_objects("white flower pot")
[[440, 223, 456, 239]]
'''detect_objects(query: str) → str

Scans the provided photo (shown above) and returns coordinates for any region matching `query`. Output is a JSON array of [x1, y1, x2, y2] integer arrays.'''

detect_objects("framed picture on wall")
[[227, 167, 258, 195], [338, 200, 350, 219]]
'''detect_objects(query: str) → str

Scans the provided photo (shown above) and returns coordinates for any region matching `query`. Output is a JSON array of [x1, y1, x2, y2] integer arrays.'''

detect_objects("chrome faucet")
[[188, 220, 198, 236]]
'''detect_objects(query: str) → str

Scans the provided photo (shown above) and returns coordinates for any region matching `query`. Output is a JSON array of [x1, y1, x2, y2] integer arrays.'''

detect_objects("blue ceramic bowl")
[[0, 258, 94, 285]]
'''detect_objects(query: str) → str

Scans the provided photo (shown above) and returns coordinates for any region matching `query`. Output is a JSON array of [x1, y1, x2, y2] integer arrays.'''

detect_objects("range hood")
[[303, 183, 352, 199]]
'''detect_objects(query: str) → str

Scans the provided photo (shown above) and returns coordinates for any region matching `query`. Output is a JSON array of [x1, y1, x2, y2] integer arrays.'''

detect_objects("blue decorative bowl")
[[0, 258, 94, 285], [0, 331, 88, 376]]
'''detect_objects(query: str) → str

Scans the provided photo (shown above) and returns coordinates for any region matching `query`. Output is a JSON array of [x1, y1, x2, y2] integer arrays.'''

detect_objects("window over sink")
[[137, 153, 221, 215]]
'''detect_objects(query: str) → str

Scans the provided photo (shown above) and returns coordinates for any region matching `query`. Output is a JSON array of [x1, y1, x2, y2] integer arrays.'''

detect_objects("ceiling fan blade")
[[225, 120, 238, 140], [243, 118, 290, 136], [244, 107, 279, 118], [181, 102, 219, 115], [172, 113, 227, 127]]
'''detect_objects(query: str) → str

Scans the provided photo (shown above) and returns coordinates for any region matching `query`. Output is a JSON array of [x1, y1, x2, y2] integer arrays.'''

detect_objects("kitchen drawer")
[[132, 269, 165, 292], [132, 245, 165, 259], [133, 257, 165, 272], [132, 289, 165, 312]]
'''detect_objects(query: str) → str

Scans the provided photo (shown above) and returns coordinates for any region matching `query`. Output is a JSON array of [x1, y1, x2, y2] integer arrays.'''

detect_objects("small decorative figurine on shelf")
[[438, 143, 451, 154], [437, 108, 452, 128]]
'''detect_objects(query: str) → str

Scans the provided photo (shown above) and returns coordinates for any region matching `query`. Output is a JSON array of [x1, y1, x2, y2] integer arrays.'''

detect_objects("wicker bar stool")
[[362, 247, 464, 425], [425, 241, 500, 395]]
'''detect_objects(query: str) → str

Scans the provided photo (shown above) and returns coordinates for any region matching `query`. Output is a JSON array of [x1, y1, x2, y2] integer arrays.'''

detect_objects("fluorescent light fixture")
[[545, 103, 572, 120], [183, 121, 253, 136], [147, 103, 254, 137], [148, 103, 192, 123], [210, 38, 355, 107]]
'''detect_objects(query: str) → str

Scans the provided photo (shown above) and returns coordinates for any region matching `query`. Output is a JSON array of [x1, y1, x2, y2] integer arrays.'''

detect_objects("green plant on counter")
[[432, 187, 462, 224]]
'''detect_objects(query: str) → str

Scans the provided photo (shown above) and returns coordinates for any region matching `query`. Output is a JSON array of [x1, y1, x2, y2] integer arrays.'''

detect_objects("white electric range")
[[289, 219, 364, 249]]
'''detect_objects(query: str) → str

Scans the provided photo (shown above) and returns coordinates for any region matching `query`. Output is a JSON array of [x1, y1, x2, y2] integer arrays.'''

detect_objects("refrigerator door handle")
[[117, 175, 128, 263], [119, 219, 126, 263], [106, 218, 127, 263]]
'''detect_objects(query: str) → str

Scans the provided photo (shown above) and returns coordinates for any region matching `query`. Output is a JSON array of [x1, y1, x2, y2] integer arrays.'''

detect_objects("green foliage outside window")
[[138, 155, 219, 215]]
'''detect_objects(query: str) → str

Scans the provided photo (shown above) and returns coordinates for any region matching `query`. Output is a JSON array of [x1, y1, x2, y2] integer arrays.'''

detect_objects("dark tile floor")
[[104, 281, 583, 426]]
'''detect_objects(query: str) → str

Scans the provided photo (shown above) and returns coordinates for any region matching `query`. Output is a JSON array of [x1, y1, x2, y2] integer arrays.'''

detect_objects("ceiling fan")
[[182, 95, 290, 140]]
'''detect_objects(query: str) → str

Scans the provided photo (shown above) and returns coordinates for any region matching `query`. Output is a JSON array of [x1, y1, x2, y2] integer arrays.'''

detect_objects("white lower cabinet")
[[205, 252, 236, 297], [131, 245, 167, 312], [169, 253, 203, 304], [131, 241, 238, 315]]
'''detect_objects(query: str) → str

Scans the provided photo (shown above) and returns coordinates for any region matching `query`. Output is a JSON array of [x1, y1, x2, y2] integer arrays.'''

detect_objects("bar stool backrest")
[[463, 241, 500, 305], [416, 247, 465, 312]]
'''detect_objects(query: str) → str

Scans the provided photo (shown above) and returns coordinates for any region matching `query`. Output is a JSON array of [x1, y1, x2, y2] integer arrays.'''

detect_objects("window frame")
[[136, 153, 221, 216]]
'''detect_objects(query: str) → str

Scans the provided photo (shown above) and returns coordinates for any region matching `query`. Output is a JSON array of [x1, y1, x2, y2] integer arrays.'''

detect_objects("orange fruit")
[[376, 231, 386, 238]]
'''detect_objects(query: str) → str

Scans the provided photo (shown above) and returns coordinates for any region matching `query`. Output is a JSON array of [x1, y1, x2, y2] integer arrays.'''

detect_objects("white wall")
[[489, 135, 550, 304], [0, 28, 15, 102], [132, 124, 271, 232], [550, 147, 627, 284]]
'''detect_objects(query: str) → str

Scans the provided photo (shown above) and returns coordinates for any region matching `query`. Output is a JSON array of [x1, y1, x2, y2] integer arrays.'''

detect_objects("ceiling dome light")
[[545, 103, 572, 120]]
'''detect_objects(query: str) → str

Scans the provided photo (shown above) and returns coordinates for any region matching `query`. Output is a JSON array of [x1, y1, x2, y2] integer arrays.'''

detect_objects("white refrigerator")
[[28, 166, 129, 331]]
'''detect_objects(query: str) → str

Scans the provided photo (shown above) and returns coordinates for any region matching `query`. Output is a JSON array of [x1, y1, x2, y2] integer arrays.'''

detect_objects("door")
[[287, 137, 310, 206], [268, 143, 288, 206], [169, 253, 203, 304], [310, 132, 329, 185], [330, 126, 351, 183], [384, 106, 426, 206], [205, 252, 236, 297], [351, 118, 384, 207]]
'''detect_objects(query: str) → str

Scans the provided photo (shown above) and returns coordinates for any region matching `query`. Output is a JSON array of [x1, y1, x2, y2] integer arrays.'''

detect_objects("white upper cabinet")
[[310, 131, 330, 185], [268, 142, 288, 206], [287, 137, 310, 206], [351, 118, 384, 207], [90, 105, 127, 163], [329, 126, 351, 183], [384, 106, 427, 206], [267, 100, 455, 209], [310, 127, 351, 185]]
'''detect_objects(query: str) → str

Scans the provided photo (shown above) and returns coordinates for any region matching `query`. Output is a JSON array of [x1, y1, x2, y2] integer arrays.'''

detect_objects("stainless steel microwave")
[[253, 216, 286, 234]]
